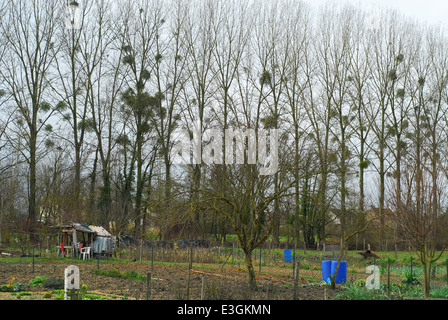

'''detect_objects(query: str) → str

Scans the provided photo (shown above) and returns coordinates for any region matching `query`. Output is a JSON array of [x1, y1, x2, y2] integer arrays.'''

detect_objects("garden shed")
[[89, 225, 115, 256], [52, 223, 115, 258]]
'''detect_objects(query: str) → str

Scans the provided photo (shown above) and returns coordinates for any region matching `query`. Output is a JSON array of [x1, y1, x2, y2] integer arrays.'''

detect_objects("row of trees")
[[1, 0, 448, 292]]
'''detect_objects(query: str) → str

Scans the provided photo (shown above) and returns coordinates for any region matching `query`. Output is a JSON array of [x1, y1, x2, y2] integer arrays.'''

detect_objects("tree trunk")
[[244, 250, 257, 291], [422, 261, 431, 298], [330, 242, 346, 290], [28, 126, 37, 243]]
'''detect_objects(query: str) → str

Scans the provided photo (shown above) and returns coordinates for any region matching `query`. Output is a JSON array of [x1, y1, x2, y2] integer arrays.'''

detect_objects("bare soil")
[[0, 257, 343, 301]]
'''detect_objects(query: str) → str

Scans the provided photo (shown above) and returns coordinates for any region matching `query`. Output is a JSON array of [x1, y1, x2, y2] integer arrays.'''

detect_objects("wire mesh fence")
[[3, 238, 448, 300]]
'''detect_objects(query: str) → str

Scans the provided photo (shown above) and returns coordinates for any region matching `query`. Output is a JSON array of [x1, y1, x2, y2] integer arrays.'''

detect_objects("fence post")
[[294, 260, 300, 300], [151, 243, 154, 272], [146, 272, 151, 300], [446, 259, 448, 286], [387, 258, 391, 297], [32, 246, 35, 273], [408, 256, 413, 289], [187, 246, 193, 300], [322, 243, 326, 260], [190, 244, 194, 265], [140, 239, 143, 262], [293, 244, 296, 276], [201, 276, 205, 300]]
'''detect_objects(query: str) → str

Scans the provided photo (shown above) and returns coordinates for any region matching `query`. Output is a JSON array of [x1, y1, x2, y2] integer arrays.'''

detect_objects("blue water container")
[[321, 260, 332, 283], [284, 250, 293, 263], [330, 260, 347, 284]]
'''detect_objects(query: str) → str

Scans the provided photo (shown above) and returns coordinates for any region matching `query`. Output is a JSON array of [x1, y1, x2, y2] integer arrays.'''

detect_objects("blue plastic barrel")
[[284, 250, 293, 263], [330, 260, 347, 284], [321, 260, 332, 283]]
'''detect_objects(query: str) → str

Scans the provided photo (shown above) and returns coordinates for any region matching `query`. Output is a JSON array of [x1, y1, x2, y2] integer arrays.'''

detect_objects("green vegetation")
[[3, 244, 448, 300], [29, 276, 47, 287], [15, 291, 32, 299], [0, 277, 22, 292], [336, 281, 448, 300], [91, 268, 147, 281], [335, 283, 390, 300]]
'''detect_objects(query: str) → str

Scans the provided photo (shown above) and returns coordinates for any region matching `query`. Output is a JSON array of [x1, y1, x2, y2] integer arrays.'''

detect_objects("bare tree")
[[0, 0, 61, 237], [203, 162, 293, 291], [392, 26, 448, 298], [117, 0, 165, 236], [205, 0, 253, 242], [82, 1, 124, 225], [150, 0, 189, 201], [280, 1, 318, 247], [366, 10, 403, 247], [302, 3, 339, 244], [52, 0, 95, 205], [181, 0, 217, 236], [346, 7, 376, 225], [257, 1, 295, 247]]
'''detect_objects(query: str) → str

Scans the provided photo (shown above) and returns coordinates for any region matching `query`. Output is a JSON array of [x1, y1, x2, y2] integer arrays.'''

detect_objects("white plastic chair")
[[80, 247, 91, 260]]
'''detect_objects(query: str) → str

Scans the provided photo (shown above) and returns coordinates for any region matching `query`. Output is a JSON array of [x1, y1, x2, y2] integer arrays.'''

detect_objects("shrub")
[[0, 281, 23, 292], [30, 276, 47, 287], [402, 272, 421, 286], [43, 278, 64, 290]]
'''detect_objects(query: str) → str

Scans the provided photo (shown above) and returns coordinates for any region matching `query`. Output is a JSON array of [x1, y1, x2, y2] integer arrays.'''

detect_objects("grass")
[[91, 268, 147, 281], [42, 286, 124, 300], [335, 283, 390, 300]]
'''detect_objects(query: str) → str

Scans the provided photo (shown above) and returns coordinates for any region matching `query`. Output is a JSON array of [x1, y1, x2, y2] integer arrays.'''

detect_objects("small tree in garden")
[[329, 210, 381, 289], [202, 162, 293, 291], [391, 149, 448, 298], [392, 198, 448, 298], [391, 61, 448, 297]]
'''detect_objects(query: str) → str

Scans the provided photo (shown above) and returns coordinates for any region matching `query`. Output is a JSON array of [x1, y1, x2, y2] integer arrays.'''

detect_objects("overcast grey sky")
[[302, 0, 447, 29]]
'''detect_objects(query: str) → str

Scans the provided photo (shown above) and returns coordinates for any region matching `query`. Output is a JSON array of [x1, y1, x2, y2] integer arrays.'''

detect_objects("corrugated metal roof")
[[89, 225, 112, 237], [52, 223, 113, 237], [72, 223, 95, 233]]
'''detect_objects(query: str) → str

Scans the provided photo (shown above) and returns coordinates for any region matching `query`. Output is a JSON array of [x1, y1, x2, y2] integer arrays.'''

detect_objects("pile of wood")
[[357, 249, 381, 259]]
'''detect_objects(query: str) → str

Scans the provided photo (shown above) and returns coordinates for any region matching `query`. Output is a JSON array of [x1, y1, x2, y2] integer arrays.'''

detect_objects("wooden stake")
[[201, 276, 205, 300], [186, 246, 193, 300], [387, 258, 390, 297], [146, 272, 151, 300], [294, 260, 300, 300]]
